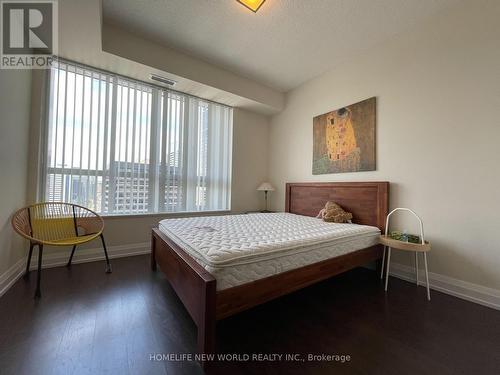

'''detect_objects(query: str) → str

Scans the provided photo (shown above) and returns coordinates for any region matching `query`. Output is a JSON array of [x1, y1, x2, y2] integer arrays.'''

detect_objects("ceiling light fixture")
[[237, 0, 266, 13]]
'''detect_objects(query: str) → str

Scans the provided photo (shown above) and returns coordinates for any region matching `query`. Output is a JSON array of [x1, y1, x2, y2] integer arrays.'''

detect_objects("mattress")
[[158, 213, 380, 290]]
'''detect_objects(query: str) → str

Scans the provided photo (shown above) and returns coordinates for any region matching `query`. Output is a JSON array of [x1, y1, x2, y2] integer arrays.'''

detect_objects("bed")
[[151, 182, 389, 364]]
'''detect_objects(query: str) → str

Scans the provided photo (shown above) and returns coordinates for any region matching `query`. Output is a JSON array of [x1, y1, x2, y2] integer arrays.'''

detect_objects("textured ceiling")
[[103, 0, 460, 92]]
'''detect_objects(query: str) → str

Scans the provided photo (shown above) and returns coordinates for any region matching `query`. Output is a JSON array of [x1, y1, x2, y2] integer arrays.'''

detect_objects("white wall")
[[269, 0, 500, 290], [231, 109, 271, 212], [0, 70, 32, 278]]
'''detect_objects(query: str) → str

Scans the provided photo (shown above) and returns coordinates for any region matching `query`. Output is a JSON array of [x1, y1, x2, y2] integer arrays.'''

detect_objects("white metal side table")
[[380, 208, 432, 300]]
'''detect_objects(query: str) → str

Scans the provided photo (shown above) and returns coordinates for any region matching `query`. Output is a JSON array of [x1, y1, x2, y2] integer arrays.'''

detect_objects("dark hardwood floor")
[[0, 255, 498, 375]]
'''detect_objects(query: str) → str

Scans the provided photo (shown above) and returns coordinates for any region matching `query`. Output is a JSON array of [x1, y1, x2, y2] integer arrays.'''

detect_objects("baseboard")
[[0, 257, 26, 298], [0, 242, 150, 297], [388, 262, 500, 310]]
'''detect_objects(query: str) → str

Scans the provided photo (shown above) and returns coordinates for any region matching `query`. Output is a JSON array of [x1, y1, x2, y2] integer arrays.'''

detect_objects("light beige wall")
[[0, 70, 32, 276], [231, 108, 270, 213], [268, 0, 500, 289]]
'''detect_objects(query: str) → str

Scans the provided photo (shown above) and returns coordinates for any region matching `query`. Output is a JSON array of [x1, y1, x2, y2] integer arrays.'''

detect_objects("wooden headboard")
[[285, 182, 389, 231]]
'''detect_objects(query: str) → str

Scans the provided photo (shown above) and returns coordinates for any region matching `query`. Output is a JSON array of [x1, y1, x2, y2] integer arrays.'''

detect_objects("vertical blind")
[[41, 60, 233, 214]]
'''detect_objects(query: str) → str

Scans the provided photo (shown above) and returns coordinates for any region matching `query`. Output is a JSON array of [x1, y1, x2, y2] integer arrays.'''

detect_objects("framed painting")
[[313, 97, 376, 174]]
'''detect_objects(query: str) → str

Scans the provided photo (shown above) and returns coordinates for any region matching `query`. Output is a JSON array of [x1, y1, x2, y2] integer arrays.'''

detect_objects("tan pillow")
[[320, 201, 353, 223]]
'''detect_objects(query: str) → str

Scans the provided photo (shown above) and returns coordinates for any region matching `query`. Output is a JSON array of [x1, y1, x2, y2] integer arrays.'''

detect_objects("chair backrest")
[[12, 202, 104, 244]]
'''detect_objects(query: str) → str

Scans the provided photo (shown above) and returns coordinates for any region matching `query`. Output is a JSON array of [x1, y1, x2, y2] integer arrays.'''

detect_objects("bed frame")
[[151, 182, 389, 365]]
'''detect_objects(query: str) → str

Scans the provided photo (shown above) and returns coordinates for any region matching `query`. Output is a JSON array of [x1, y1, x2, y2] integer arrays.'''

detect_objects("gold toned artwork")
[[313, 97, 375, 174]]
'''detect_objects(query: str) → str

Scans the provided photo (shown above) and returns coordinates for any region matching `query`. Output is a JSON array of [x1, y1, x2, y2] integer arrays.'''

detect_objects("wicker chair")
[[12, 202, 111, 298]]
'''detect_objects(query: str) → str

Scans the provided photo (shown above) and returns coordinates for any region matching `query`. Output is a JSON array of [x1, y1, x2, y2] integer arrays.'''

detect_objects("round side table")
[[380, 208, 432, 301]]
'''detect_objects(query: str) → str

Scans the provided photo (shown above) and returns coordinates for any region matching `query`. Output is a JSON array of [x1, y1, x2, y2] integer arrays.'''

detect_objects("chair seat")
[[43, 233, 100, 246], [12, 202, 111, 298]]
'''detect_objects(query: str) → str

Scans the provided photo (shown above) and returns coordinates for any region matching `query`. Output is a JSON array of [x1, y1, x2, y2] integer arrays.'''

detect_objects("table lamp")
[[257, 182, 275, 212]]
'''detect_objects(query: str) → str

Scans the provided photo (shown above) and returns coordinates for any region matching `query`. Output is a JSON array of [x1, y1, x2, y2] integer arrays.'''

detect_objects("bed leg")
[[151, 233, 157, 271], [198, 279, 216, 369]]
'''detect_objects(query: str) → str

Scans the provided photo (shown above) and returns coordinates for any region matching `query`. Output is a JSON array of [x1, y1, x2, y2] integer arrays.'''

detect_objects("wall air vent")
[[150, 74, 177, 87]]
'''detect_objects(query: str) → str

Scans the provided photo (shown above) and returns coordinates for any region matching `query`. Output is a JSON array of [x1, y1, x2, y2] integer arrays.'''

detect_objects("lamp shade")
[[257, 182, 275, 191]]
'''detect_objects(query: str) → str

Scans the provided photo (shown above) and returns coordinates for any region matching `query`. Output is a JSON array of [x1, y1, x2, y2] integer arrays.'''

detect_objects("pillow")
[[319, 201, 353, 223]]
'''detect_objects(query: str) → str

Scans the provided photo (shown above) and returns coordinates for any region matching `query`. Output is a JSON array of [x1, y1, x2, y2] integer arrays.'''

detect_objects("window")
[[40, 60, 233, 215]]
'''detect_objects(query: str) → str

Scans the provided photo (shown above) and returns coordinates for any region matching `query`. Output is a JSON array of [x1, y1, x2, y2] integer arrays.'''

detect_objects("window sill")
[[100, 209, 231, 220]]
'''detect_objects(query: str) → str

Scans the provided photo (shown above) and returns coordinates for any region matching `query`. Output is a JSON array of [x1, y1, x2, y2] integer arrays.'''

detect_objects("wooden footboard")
[[151, 228, 216, 359]]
